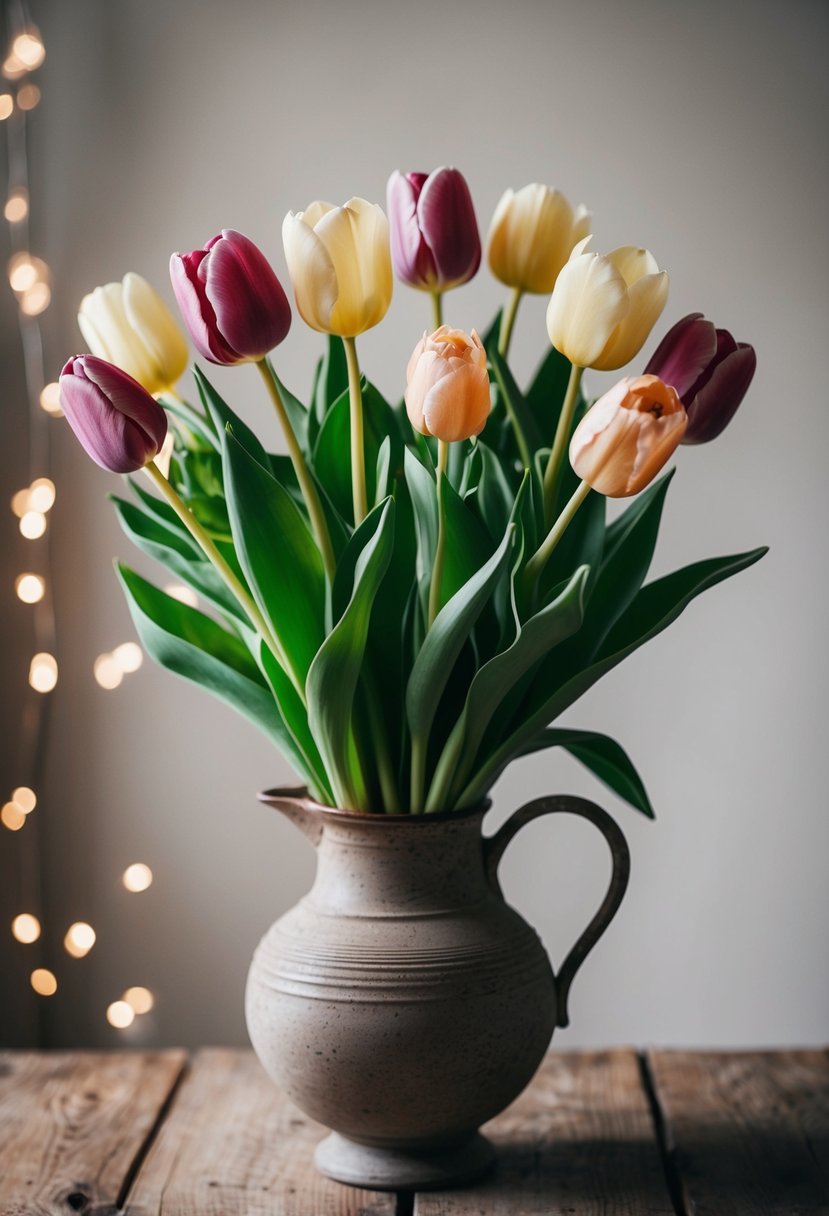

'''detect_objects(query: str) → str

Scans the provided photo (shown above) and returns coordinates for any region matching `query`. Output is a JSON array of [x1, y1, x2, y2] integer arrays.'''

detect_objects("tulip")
[[405, 327, 491, 443], [60, 355, 168, 474], [569, 374, 686, 498], [170, 229, 291, 364], [645, 312, 756, 444], [488, 183, 591, 295], [387, 168, 480, 296], [546, 238, 669, 372], [282, 197, 392, 337], [78, 273, 189, 396]]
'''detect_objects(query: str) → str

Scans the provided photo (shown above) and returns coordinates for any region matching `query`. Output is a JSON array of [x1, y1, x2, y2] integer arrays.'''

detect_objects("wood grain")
[[647, 1049, 829, 1214], [0, 1049, 186, 1215], [122, 1048, 395, 1215], [413, 1048, 674, 1215]]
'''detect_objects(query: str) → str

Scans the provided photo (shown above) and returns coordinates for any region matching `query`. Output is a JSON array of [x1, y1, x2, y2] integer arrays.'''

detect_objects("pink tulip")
[[170, 229, 291, 364], [569, 374, 687, 497], [59, 355, 168, 473], [405, 327, 490, 442], [645, 312, 756, 444], [387, 168, 481, 292]]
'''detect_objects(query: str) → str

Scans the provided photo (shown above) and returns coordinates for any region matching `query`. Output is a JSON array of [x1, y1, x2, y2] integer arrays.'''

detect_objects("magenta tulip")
[[387, 167, 481, 292], [645, 312, 756, 444], [170, 229, 291, 364], [60, 355, 168, 473]]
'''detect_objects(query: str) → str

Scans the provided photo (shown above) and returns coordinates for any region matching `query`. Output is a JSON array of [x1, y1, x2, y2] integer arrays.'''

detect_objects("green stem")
[[431, 291, 443, 330], [542, 363, 584, 525], [498, 287, 523, 359], [490, 350, 532, 471], [257, 359, 336, 583], [143, 461, 304, 704], [409, 733, 427, 814], [428, 439, 450, 629], [522, 478, 591, 599], [342, 336, 368, 525]]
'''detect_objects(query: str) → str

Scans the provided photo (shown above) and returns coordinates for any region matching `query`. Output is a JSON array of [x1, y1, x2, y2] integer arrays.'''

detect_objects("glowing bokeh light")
[[2, 803, 26, 831], [28, 478, 55, 512], [39, 382, 62, 416], [11, 488, 31, 516], [20, 510, 46, 539], [123, 986, 154, 1015], [93, 654, 123, 690], [112, 642, 143, 673], [64, 922, 96, 959], [11, 913, 41, 943], [4, 190, 28, 222], [15, 573, 45, 603], [8, 254, 36, 292], [12, 31, 45, 70], [21, 281, 51, 315], [122, 863, 153, 893], [164, 582, 198, 607], [11, 787, 36, 813], [16, 83, 41, 111], [29, 652, 58, 692], [0, 94, 12, 120], [31, 969, 57, 996], [106, 1000, 135, 1029]]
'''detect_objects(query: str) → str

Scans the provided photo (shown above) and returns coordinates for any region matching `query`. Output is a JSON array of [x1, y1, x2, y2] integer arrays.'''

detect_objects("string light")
[[4, 191, 27, 222], [20, 280, 50, 314], [3, 55, 27, 80], [11, 787, 36, 813], [2, 803, 26, 831], [11, 913, 41, 943], [8, 252, 39, 291], [28, 477, 55, 512], [30, 968, 57, 996], [16, 82, 40, 110], [28, 652, 57, 693], [11, 488, 31, 516], [39, 382, 62, 416], [15, 573, 44, 603], [112, 642, 143, 673], [0, 93, 12, 119], [64, 921, 96, 958], [19, 509, 46, 538], [93, 654, 123, 690], [122, 863, 153, 893], [164, 582, 199, 607], [11, 30, 45, 71], [106, 1000, 135, 1029], [123, 986, 154, 1014]]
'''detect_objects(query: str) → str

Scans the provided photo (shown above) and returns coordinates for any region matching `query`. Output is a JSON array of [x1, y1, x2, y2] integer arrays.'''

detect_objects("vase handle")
[[484, 794, 630, 1029]]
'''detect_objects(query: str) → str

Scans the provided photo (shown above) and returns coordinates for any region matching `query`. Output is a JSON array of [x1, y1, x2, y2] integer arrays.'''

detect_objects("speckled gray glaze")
[[245, 788, 630, 1190]]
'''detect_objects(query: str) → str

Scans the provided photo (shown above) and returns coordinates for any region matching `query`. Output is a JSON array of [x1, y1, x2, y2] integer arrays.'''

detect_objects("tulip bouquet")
[[60, 170, 764, 816]]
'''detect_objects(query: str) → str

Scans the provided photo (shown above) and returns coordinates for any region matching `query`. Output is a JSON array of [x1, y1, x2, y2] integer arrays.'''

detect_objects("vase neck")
[[309, 812, 492, 916]]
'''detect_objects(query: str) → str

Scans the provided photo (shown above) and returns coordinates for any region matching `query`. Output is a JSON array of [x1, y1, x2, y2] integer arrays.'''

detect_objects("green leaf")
[[111, 496, 244, 621], [403, 446, 438, 620], [258, 643, 333, 805], [160, 395, 219, 448], [518, 728, 655, 818], [193, 365, 272, 472], [116, 562, 301, 757], [223, 429, 325, 687], [459, 546, 768, 803], [525, 344, 573, 442], [269, 368, 310, 453], [306, 498, 395, 807], [487, 341, 544, 464], [430, 565, 589, 810], [313, 334, 349, 431], [439, 477, 495, 610], [313, 379, 402, 522], [406, 520, 516, 749], [475, 442, 515, 546]]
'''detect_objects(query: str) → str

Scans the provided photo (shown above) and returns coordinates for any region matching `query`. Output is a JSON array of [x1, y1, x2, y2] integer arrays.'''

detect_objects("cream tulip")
[[487, 184, 591, 295], [78, 272, 189, 396], [282, 198, 393, 337], [546, 238, 669, 371]]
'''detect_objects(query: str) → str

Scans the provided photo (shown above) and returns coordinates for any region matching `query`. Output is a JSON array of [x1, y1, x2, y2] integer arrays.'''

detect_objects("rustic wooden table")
[[0, 1048, 825, 1214]]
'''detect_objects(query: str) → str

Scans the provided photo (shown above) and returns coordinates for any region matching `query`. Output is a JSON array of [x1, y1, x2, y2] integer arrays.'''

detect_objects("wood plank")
[[0, 1050, 186, 1214], [647, 1049, 829, 1214], [414, 1048, 674, 1215], [122, 1048, 396, 1215]]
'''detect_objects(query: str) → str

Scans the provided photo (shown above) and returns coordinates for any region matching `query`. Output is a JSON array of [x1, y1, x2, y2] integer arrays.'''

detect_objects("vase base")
[[314, 1129, 496, 1191]]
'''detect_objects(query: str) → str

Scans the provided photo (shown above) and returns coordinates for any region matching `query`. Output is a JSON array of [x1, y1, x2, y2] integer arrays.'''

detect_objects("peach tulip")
[[569, 374, 686, 497], [405, 327, 490, 443]]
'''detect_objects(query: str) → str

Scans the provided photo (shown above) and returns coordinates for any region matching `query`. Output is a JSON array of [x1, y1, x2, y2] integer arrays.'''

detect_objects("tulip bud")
[[170, 229, 291, 365], [387, 167, 480, 292], [569, 374, 686, 497], [487, 183, 591, 295], [282, 198, 392, 337], [645, 312, 756, 445], [547, 239, 669, 371], [59, 355, 168, 474], [78, 272, 189, 396], [405, 327, 490, 443]]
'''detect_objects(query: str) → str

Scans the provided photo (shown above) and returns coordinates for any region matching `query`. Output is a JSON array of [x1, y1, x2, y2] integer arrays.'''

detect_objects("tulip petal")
[[422, 362, 490, 441], [282, 212, 338, 333], [645, 312, 717, 400], [683, 343, 756, 444], [60, 356, 167, 474], [202, 230, 291, 360], [387, 170, 437, 289], [417, 167, 480, 290], [122, 272, 189, 389], [80, 283, 159, 391], [547, 252, 629, 368], [606, 245, 660, 286], [170, 251, 233, 363], [593, 270, 669, 371]]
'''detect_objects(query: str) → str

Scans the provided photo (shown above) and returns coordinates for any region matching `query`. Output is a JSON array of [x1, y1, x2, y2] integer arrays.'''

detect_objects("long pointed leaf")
[[518, 727, 655, 818]]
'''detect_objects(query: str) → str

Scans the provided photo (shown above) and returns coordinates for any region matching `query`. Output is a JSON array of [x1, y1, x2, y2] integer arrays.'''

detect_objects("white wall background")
[[6, 0, 827, 1048]]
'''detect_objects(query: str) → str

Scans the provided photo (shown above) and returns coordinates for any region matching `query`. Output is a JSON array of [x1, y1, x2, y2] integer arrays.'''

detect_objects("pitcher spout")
[[258, 786, 325, 848]]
